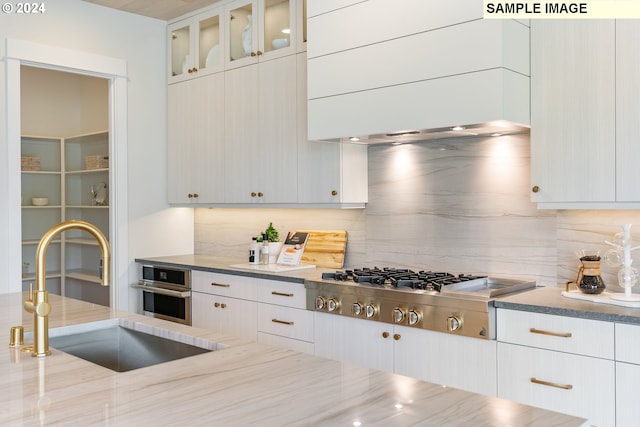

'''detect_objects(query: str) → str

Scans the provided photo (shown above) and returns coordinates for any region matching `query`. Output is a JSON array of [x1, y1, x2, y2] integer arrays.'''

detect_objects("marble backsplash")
[[195, 133, 640, 290]]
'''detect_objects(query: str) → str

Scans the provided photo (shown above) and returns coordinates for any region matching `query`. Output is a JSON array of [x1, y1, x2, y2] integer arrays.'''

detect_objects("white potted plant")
[[263, 222, 283, 264]]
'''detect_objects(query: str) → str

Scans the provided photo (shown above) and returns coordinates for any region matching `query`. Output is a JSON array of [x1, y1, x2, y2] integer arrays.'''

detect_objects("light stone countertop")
[[2, 292, 586, 426]]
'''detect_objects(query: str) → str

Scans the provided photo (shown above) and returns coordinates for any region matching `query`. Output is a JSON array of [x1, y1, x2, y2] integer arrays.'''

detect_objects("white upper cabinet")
[[224, 54, 298, 204], [168, 73, 226, 204], [168, 7, 224, 84], [296, 53, 367, 206], [531, 20, 640, 208], [224, 0, 298, 70], [615, 21, 640, 202]]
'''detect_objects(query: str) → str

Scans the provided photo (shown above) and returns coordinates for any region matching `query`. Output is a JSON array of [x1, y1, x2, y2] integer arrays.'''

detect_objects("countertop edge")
[[496, 286, 640, 325]]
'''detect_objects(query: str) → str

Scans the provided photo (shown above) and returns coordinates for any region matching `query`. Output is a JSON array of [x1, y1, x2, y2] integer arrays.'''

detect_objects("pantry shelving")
[[21, 130, 110, 306]]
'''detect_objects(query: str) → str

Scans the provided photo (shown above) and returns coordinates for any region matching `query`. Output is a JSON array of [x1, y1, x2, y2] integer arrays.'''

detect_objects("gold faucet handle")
[[28, 283, 34, 301], [36, 301, 51, 317]]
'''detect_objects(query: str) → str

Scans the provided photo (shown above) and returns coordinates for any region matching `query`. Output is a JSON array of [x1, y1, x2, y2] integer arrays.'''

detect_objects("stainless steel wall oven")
[[133, 265, 191, 325]]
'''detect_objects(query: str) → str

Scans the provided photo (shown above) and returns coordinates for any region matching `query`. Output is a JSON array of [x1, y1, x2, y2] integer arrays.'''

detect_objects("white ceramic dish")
[[271, 38, 289, 50], [32, 197, 49, 206]]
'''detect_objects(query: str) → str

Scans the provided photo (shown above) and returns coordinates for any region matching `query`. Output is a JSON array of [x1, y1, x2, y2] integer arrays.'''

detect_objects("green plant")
[[263, 222, 280, 242]]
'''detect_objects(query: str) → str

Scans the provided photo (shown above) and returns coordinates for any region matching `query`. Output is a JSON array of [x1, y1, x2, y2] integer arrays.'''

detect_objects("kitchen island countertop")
[[2, 292, 586, 426]]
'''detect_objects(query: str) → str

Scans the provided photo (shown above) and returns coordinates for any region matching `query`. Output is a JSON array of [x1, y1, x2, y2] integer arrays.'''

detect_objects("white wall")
[[0, 0, 193, 312], [20, 66, 108, 136]]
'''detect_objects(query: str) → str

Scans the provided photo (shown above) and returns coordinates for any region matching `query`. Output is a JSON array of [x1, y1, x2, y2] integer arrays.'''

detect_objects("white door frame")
[[4, 38, 129, 310]]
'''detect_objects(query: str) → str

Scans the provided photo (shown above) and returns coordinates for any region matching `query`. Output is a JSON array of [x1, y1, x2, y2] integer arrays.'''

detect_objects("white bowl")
[[31, 197, 49, 206], [271, 38, 289, 50]]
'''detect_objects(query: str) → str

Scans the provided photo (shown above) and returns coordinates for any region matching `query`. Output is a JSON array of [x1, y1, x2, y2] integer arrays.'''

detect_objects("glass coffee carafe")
[[573, 255, 606, 294]]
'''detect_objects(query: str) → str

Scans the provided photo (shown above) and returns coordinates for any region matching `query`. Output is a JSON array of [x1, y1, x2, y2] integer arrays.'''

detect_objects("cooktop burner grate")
[[321, 267, 488, 292]]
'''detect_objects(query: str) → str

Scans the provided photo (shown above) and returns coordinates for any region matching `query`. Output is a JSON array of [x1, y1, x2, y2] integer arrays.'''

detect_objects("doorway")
[[20, 66, 111, 306], [5, 38, 129, 310]]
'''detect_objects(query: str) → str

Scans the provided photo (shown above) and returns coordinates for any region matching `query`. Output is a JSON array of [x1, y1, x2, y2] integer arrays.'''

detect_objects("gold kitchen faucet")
[[23, 220, 110, 357]]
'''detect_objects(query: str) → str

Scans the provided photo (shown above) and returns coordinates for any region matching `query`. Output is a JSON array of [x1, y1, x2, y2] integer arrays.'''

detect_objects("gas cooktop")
[[307, 266, 536, 339], [319, 267, 533, 299]]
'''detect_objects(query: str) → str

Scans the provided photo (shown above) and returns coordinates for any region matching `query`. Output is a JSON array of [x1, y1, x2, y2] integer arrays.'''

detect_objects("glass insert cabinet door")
[[198, 14, 222, 72], [170, 22, 190, 78], [169, 9, 223, 82], [226, 0, 293, 67]]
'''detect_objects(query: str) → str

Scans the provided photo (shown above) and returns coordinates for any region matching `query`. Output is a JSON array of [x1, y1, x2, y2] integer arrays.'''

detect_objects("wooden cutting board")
[[296, 230, 347, 269]]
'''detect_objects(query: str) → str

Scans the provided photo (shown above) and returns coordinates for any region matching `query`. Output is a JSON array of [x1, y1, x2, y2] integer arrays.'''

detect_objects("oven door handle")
[[131, 284, 191, 299]]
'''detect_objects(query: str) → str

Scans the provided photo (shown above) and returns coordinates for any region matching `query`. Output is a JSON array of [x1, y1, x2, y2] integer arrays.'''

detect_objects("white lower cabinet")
[[191, 271, 258, 341], [256, 278, 314, 354], [191, 272, 315, 353], [496, 309, 615, 426], [192, 292, 258, 341], [314, 312, 496, 396], [314, 312, 394, 373], [394, 325, 496, 396], [615, 323, 640, 425]]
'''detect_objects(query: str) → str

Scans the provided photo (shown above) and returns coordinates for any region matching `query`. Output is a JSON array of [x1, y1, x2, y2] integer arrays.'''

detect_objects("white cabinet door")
[[192, 291, 258, 341], [168, 73, 226, 204], [394, 325, 497, 396], [615, 322, 640, 425], [225, 55, 297, 203], [530, 20, 616, 204], [314, 312, 394, 373], [497, 342, 615, 427], [296, 52, 368, 205], [225, 0, 298, 71], [616, 362, 640, 426], [616, 21, 640, 202], [256, 54, 298, 202], [224, 63, 259, 203], [168, 8, 224, 84]]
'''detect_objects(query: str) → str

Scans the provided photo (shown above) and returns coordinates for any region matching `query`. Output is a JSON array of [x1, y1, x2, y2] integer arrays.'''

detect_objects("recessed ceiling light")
[[452, 126, 464, 131], [281, 28, 291, 34], [491, 132, 503, 137], [348, 137, 360, 142]]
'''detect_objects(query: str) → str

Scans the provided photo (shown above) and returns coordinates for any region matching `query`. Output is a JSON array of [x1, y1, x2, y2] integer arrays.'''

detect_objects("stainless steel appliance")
[[132, 265, 191, 325], [306, 268, 535, 340]]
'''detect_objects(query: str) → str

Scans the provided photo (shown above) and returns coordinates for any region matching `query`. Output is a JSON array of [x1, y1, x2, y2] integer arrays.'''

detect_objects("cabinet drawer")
[[192, 270, 257, 300], [497, 308, 614, 359], [256, 279, 306, 309], [497, 342, 615, 427], [257, 303, 313, 342], [615, 323, 640, 364]]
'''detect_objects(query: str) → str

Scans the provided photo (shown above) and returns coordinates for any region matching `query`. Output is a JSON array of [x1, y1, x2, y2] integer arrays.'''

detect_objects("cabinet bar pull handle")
[[272, 291, 294, 297], [210, 282, 231, 288], [529, 328, 572, 338], [272, 318, 294, 325], [530, 377, 573, 390]]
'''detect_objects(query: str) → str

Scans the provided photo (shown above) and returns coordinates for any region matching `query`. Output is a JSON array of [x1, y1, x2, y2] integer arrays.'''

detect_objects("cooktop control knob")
[[408, 309, 422, 326], [392, 307, 406, 324], [351, 302, 363, 316], [327, 298, 340, 312], [447, 314, 463, 332], [315, 296, 327, 311], [365, 303, 378, 318]]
